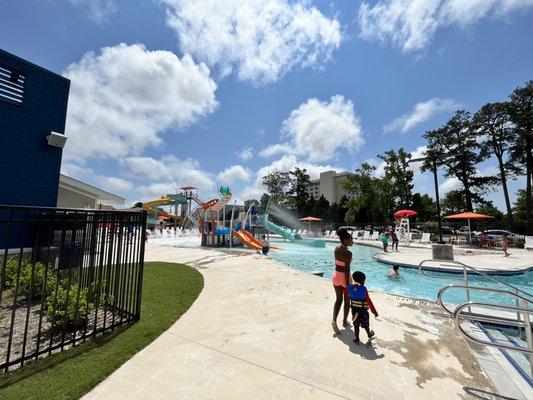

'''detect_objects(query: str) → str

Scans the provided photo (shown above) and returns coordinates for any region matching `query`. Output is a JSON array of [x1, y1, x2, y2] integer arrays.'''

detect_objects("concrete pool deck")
[[357, 240, 533, 274], [83, 244, 500, 400]]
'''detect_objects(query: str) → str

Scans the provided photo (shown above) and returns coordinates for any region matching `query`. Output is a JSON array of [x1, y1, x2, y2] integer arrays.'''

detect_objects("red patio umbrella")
[[444, 212, 494, 244], [299, 216, 322, 234], [299, 216, 322, 221], [394, 209, 418, 218]]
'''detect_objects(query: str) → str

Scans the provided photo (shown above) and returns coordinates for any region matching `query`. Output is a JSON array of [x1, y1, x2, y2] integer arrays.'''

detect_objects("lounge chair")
[[451, 236, 466, 245], [525, 236, 533, 250], [371, 231, 379, 240], [419, 233, 431, 244], [362, 231, 370, 240]]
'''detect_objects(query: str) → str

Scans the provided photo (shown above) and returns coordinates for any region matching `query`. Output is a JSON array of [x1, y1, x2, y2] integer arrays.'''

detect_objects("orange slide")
[[232, 230, 262, 250]]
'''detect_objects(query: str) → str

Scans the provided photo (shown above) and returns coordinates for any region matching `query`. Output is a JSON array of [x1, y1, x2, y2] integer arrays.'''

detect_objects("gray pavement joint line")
[[166, 331, 352, 399]]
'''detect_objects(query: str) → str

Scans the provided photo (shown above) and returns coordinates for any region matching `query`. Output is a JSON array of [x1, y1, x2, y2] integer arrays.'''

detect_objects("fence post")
[[135, 210, 147, 319]]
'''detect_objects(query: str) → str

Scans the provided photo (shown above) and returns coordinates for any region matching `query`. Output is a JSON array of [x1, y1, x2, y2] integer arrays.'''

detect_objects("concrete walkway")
[[82, 245, 496, 400]]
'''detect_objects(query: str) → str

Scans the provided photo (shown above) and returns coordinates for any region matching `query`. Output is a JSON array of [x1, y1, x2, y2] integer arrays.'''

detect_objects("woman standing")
[[332, 228, 353, 334]]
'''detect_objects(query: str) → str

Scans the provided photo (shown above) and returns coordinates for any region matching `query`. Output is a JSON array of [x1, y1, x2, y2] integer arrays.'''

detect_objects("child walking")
[[391, 231, 399, 251], [501, 234, 510, 257], [348, 271, 378, 344]]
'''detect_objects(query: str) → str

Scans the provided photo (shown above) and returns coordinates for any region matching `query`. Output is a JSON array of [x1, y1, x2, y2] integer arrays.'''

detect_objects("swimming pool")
[[268, 240, 532, 306]]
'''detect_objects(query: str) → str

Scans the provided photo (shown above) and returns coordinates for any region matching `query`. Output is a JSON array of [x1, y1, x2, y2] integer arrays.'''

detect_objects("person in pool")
[[331, 228, 353, 334], [387, 265, 400, 278]]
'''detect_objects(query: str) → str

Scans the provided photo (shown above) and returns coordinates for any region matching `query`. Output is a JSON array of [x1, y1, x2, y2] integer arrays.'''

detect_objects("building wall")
[[57, 187, 97, 209], [334, 174, 352, 202], [306, 171, 354, 204], [0, 49, 70, 207], [319, 171, 336, 204]]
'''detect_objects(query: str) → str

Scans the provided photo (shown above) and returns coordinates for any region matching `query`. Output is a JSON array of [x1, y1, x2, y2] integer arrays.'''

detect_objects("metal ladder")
[[419, 259, 533, 377]]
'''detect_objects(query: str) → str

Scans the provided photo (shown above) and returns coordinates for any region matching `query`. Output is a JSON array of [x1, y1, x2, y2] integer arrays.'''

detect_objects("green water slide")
[[263, 215, 300, 241], [263, 215, 325, 248]]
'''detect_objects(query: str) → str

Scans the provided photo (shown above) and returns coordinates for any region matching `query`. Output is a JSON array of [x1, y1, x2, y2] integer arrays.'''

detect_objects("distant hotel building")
[[306, 170, 354, 204]]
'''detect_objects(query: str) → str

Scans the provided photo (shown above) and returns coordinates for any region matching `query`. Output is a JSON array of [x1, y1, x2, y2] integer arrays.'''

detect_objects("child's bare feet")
[[353, 338, 360, 344], [331, 321, 340, 334], [342, 320, 351, 328], [368, 330, 375, 339]]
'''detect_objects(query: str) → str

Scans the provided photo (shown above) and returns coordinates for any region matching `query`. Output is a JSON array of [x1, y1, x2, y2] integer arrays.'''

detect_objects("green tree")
[[473, 102, 516, 226], [261, 171, 292, 207], [288, 167, 311, 214], [423, 110, 495, 211], [441, 190, 466, 215], [314, 195, 330, 219], [411, 193, 436, 222], [305, 195, 317, 217], [378, 148, 414, 208], [513, 189, 528, 227], [343, 162, 393, 224], [258, 193, 270, 213], [508, 81, 533, 234], [475, 201, 504, 220], [328, 196, 349, 225]]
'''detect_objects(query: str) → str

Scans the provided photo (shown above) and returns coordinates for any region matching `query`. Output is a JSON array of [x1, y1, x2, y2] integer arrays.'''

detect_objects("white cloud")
[[68, 0, 117, 24], [237, 147, 254, 161], [259, 143, 297, 158], [63, 43, 217, 162], [476, 165, 499, 177], [99, 176, 134, 193], [137, 181, 182, 201], [161, 0, 341, 85], [217, 165, 252, 183], [439, 177, 461, 194], [384, 98, 460, 133], [358, 0, 533, 52], [241, 154, 341, 199], [61, 163, 133, 196], [262, 95, 364, 162], [120, 155, 215, 190]]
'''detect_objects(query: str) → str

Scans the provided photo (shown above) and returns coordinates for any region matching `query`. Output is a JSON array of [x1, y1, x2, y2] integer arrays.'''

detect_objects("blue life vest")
[[348, 283, 369, 309]]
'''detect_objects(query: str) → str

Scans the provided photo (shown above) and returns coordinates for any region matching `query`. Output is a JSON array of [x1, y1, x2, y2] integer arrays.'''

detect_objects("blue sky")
[[1, 0, 532, 209]]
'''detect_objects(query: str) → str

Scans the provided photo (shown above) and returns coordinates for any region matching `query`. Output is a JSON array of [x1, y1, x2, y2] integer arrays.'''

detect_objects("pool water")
[[268, 240, 532, 306]]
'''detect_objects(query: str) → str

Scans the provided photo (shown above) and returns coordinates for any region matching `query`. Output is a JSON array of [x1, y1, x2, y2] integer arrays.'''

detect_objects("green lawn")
[[0, 262, 203, 400]]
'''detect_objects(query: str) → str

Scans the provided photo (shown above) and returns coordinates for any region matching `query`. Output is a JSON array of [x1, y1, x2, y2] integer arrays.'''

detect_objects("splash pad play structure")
[[144, 185, 326, 249], [196, 188, 325, 249]]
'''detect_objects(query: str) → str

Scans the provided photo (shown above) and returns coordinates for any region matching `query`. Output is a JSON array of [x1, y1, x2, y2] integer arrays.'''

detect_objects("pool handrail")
[[453, 300, 533, 376], [422, 260, 533, 376], [418, 259, 532, 300], [437, 284, 533, 316]]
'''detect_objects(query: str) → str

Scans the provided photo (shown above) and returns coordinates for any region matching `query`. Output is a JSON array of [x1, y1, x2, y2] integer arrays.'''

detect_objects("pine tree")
[[508, 81, 533, 234], [378, 148, 414, 208], [423, 110, 496, 211]]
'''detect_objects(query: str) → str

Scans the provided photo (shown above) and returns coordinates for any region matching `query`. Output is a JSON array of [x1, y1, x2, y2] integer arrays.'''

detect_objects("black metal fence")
[[0, 206, 147, 372]]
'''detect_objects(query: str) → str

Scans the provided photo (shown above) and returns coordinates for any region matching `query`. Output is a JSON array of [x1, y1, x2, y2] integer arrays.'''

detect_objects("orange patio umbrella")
[[299, 216, 322, 233], [443, 212, 494, 243]]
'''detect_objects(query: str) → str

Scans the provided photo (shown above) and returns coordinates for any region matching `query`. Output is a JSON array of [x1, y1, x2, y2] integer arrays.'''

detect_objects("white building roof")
[[59, 174, 125, 205]]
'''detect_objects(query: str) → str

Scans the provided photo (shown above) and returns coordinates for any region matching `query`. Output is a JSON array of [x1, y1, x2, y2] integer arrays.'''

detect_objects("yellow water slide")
[[142, 196, 181, 221]]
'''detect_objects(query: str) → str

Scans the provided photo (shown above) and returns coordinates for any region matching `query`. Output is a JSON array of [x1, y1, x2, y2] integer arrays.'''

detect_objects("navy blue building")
[[0, 49, 70, 207]]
